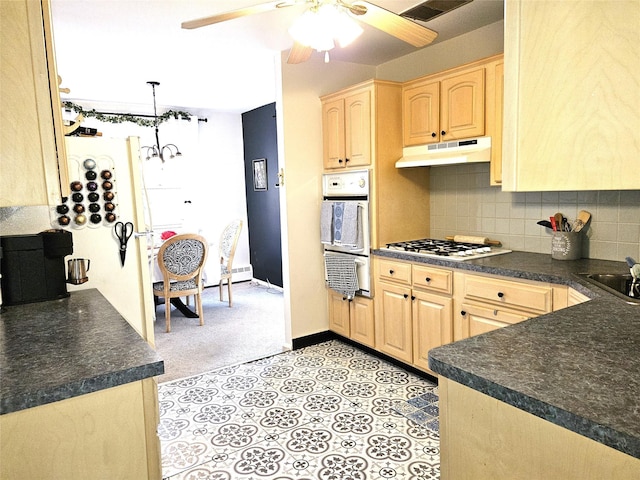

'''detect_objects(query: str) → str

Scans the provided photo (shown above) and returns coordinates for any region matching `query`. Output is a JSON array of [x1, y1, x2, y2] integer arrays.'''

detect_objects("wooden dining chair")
[[219, 219, 243, 307], [153, 233, 208, 333]]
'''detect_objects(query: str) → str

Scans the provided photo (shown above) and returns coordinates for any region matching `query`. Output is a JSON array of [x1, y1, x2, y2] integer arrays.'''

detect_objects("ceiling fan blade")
[[287, 42, 313, 64], [182, 1, 294, 30], [352, 1, 438, 48]]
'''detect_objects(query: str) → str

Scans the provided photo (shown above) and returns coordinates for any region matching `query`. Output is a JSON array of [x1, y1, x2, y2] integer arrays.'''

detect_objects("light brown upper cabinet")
[[485, 58, 504, 186], [503, 0, 640, 191], [321, 80, 431, 248], [403, 67, 485, 146], [322, 88, 371, 170], [0, 0, 69, 207]]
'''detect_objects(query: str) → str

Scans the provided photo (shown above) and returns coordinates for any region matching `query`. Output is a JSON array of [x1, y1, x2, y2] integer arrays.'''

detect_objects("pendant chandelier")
[[141, 81, 182, 162]]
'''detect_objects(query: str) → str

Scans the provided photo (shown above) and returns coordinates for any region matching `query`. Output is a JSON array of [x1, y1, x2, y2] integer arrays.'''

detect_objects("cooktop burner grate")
[[384, 238, 511, 261]]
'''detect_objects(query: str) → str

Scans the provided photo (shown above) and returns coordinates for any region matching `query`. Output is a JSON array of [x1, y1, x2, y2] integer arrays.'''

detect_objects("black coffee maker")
[[0, 230, 73, 306]]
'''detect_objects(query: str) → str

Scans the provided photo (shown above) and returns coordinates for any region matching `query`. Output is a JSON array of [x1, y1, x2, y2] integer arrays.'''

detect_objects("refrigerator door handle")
[[133, 230, 153, 239]]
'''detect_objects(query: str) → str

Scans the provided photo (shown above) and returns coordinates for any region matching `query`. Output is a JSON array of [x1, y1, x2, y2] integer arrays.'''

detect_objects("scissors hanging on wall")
[[114, 221, 133, 267]]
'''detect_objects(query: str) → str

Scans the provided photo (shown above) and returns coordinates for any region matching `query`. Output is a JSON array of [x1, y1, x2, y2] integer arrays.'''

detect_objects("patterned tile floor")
[[158, 339, 440, 480]]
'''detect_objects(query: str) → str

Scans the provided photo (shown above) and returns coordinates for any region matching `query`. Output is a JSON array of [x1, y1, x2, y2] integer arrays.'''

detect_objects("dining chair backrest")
[[159, 233, 208, 282], [218, 220, 242, 307], [219, 219, 242, 271], [155, 233, 209, 333]]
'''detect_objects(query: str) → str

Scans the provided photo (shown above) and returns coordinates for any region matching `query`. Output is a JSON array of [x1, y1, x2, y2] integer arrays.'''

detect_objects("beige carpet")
[[153, 280, 287, 383]]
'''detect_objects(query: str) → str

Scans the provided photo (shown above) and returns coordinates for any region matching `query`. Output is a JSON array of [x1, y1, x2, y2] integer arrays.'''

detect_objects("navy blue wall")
[[242, 103, 283, 287]]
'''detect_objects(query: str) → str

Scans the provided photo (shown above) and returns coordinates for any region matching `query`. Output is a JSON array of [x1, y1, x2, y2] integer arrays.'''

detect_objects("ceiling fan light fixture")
[[288, 3, 363, 54], [334, 9, 363, 47]]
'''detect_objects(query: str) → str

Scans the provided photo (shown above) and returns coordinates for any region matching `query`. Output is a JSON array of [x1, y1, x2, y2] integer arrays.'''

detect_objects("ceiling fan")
[[181, 0, 438, 64]]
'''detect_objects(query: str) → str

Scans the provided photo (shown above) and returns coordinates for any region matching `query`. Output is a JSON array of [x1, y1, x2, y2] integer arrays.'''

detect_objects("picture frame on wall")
[[253, 158, 267, 191]]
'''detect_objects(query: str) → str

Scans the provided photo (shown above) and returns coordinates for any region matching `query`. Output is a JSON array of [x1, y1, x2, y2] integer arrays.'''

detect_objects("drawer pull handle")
[[338, 159, 343, 164], [461, 310, 467, 316], [389, 269, 394, 275], [411, 295, 416, 301], [404, 293, 409, 299], [425, 277, 431, 283], [497, 292, 505, 298]]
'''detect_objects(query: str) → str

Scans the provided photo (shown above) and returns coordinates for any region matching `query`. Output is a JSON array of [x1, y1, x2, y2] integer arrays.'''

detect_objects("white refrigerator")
[[61, 136, 156, 345]]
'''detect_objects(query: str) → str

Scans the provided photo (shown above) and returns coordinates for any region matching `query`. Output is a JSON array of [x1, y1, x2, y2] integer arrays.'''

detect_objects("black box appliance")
[[0, 230, 73, 306]]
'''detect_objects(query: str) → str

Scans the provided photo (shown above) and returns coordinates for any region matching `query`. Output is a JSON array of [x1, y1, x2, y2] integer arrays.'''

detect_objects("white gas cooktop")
[[382, 238, 512, 261]]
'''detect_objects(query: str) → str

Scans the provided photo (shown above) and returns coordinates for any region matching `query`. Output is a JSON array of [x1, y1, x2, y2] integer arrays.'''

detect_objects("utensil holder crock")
[[551, 232, 582, 260]]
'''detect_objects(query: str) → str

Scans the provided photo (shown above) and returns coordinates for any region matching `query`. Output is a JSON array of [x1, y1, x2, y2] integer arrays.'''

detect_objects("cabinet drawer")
[[463, 275, 553, 314], [460, 302, 531, 338], [377, 259, 411, 285], [413, 265, 453, 295]]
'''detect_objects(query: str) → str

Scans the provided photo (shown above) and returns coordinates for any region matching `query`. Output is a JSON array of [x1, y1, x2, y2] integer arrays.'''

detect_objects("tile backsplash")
[[2, 166, 638, 265], [429, 163, 640, 262]]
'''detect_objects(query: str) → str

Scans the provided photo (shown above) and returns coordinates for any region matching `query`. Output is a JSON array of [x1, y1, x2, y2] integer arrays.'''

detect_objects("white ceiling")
[[50, 0, 503, 114]]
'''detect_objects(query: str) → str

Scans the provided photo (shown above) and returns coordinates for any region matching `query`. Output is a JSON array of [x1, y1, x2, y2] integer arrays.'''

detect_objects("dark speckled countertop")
[[373, 249, 639, 459], [0, 289, 164, 415]]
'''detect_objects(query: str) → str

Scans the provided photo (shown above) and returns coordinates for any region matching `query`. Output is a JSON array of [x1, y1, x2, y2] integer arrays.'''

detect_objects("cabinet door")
[[344, 90, 371, 168], [459, 303, 530, 339], [375, 282, 413, 363], [322, 98, 345, 169], [486, 60, 504, 186], [503, 0, 640, 191], [328, 290, 350, 337], [403, 81, 440, 146], [412, 290, 453, 372], [0, 0, 68, 207], [440, 68, 485, 141], [350, 295, 375, 348]]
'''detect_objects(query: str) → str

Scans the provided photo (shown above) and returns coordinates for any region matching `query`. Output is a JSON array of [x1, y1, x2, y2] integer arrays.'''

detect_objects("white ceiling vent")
[[401, 0, 474, 23]]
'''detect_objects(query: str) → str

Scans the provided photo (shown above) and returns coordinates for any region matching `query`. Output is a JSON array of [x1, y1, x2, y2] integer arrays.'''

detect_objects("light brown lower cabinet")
[[374, 280, 413, 363], [0, 378, 161, 479], [439, 378, 640, 479], [458, 302, 531, 337], [367, 257, 591, 373], [328, 289, 375, 348], [568, 287, 591, 306], [373, 258, 453, 373], [412, 289, 453, 372], [453, 271, 566, 341]]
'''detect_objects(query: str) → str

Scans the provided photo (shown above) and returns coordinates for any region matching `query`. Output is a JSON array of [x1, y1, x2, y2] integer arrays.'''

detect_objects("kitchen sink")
[[577, 273, 640, 305]]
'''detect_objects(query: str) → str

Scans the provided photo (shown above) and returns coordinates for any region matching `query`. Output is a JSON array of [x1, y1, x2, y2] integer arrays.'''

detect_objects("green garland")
[[63, 101, 192, 127]]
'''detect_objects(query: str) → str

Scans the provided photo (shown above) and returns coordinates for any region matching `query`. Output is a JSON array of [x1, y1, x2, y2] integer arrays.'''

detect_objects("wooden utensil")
[[446, 235, 502, 245], [554, 213, 564, 231], [572, 210, 591, 232]]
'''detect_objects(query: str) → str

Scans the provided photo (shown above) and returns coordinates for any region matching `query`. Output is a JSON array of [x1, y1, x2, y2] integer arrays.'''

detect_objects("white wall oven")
[[321, 170, 371, 298]]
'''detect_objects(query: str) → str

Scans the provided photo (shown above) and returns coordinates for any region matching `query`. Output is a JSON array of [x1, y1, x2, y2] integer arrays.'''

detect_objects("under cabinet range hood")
[[396, 137, 492, 168]]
